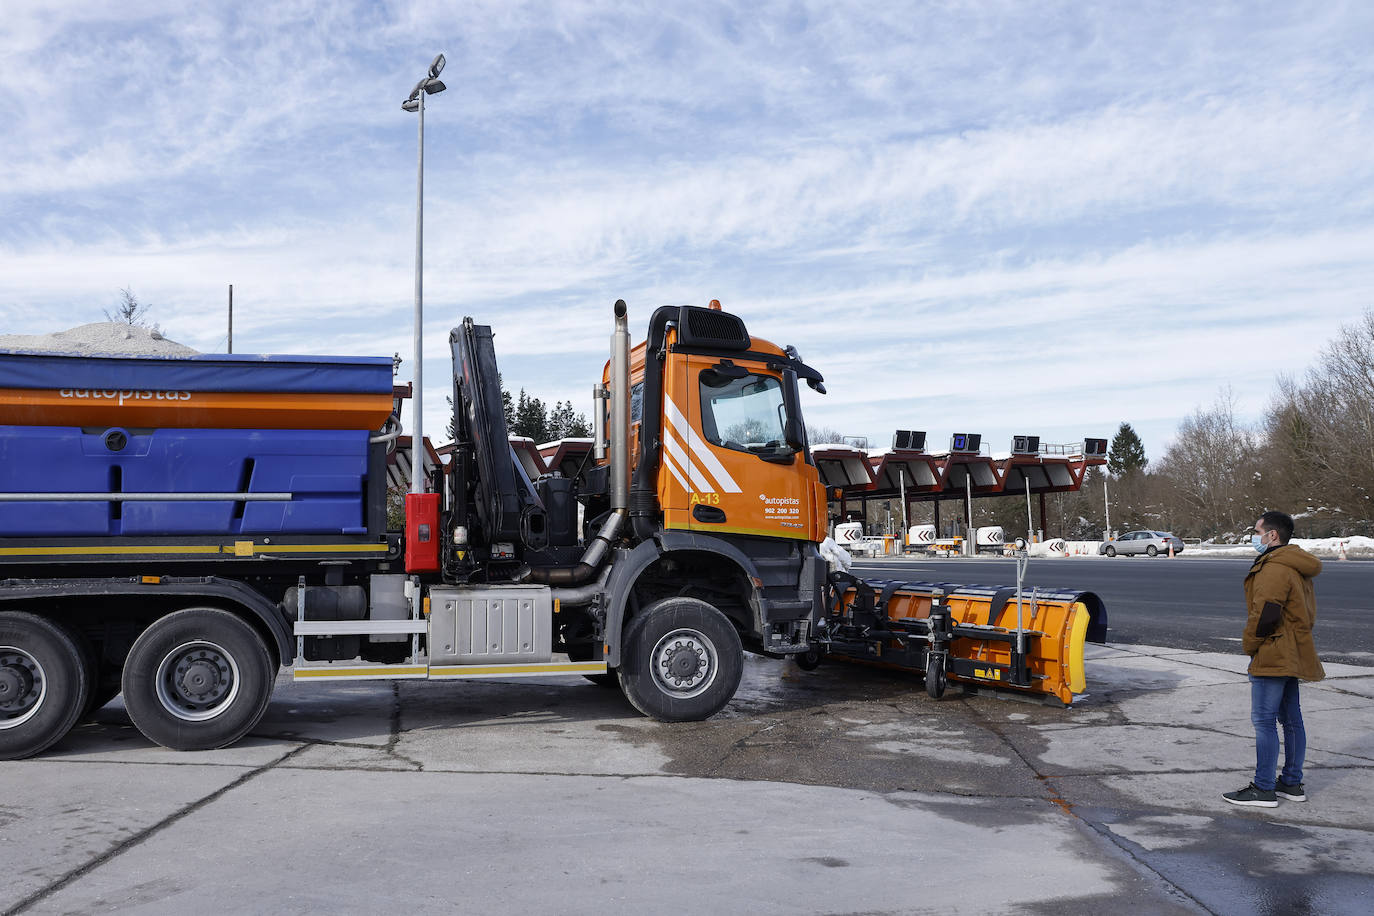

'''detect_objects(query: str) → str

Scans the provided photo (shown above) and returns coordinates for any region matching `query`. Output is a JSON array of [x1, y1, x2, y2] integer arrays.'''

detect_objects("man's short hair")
[[1259, 510, 1294, 544]]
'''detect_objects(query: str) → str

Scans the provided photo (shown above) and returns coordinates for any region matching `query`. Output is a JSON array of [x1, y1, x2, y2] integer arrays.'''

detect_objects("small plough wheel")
[[794, 646, 823, 671], [925, 651, 948, 699]]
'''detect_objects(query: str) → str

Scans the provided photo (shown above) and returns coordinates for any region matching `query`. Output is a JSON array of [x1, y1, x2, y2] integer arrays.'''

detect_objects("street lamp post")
[[401, 53, 447, 496], [1103, 475, 1111, 541]]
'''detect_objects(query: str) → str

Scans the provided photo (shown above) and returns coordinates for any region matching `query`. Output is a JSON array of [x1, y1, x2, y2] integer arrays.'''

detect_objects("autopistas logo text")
[[59, 389, 192, 406]]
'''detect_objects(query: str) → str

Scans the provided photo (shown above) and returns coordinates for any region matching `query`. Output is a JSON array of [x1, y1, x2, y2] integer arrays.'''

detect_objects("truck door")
[[663, 353, 818, 540]]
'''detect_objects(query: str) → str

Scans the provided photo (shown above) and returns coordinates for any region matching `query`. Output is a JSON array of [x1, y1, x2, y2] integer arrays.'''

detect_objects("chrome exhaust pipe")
[[611, 299, 630, 511]]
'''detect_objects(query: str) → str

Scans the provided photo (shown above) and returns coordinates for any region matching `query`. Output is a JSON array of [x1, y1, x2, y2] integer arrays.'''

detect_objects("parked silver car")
[[1103, 530, 1185, 557]]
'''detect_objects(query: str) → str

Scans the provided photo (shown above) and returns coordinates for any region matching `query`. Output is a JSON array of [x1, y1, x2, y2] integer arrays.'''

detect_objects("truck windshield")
[[699, 371, 788, 455]]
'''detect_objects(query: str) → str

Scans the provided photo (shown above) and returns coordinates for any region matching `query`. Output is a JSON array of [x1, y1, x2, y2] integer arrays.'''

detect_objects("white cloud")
[[1, 1, 1372, 461]]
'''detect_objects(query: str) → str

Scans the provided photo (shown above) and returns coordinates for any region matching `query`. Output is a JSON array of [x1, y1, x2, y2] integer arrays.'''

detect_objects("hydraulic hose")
[[520, 509, 625, 585]]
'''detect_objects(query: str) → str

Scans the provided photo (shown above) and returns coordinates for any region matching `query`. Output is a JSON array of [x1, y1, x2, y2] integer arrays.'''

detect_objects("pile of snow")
[[1190, 536, 1374, 560], [0, 322, 198, 357]]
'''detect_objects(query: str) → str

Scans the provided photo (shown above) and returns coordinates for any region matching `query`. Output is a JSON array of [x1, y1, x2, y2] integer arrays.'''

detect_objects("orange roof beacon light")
[[708, 299, 722, 310]]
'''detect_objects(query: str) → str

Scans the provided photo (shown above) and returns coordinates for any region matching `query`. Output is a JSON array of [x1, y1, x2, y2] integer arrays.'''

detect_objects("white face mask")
[[1252, 533, 1267, 553]]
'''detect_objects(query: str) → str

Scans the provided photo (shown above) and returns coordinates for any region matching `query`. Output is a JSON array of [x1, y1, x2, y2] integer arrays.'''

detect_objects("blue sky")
[[2, 1, 1372, 462]]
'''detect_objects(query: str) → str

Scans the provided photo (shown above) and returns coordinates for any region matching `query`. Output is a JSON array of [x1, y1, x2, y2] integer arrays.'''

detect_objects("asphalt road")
[[854, 555, 1374, 666], [5, 556, 1373, 913]]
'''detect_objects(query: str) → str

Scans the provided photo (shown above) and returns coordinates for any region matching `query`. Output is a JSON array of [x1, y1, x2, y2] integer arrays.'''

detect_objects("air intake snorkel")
[[522, 301, 630, 585]]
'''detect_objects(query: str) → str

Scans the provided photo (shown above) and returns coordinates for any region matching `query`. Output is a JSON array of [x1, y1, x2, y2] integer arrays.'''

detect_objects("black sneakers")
[[1275, 780, 1307, 802], [1223, 783, 1278, 807]]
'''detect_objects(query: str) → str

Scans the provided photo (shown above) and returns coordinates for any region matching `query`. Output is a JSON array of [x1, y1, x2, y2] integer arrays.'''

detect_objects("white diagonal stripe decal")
[[660, 447, 692, 492], [664, 397, 743, 493], [662, 424, 714, 491]]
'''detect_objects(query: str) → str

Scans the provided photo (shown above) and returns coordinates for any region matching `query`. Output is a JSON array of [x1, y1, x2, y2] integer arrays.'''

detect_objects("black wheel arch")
[[602, 532, 765, 667]]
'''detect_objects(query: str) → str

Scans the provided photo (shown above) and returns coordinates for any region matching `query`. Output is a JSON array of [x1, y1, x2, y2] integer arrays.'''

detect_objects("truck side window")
[[630, 382, 643, 424], [698, 371, 788, 455]]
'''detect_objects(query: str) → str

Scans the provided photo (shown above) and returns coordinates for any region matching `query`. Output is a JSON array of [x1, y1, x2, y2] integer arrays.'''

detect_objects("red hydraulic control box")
[[404, 492, 441, 572]]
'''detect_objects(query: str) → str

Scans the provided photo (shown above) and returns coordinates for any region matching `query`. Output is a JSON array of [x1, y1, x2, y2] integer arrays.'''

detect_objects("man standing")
[[1223, 511, 1325, 808]]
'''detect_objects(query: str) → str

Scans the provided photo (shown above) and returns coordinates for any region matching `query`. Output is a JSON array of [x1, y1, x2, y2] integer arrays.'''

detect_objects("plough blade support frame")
[[820, 573, 1108, 705]]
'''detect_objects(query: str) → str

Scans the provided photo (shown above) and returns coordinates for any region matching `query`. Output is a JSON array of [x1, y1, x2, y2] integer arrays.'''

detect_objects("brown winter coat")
[[1243, 544, 1324, 680]]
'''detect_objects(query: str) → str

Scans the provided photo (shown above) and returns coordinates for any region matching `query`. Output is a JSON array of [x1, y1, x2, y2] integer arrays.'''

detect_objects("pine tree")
[[511, 389, 548, 442], [544, 400, 592, 439], [565, 407, 590, 438], [547, 400, 569, 439], [499, 373, 513, 429], [1108, 422, 1148, 475]]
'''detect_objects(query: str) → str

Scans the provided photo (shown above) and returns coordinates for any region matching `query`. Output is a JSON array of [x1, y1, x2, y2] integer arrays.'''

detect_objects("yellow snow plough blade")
[[821, 576, 1108, 706]]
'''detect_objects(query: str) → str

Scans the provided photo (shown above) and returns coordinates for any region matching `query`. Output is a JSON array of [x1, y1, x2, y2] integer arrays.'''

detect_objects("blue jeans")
[[1250, 675, 1305, 790]]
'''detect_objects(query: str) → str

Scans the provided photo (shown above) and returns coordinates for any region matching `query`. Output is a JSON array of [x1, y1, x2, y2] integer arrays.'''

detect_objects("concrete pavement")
[[3, 645, 1372, 915]]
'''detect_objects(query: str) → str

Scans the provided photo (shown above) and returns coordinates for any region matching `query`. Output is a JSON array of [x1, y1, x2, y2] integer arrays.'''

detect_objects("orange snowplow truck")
[[0, 300, 1105, 759]]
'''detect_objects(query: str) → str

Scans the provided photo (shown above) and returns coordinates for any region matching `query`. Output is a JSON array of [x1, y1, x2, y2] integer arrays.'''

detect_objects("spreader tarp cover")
[[0, 351, 394, 394]]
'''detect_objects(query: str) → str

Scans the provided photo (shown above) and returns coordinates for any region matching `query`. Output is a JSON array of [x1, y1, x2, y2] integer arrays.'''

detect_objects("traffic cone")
[[1168, 541, 1174, 558], [1340, 539, 1349, 561]]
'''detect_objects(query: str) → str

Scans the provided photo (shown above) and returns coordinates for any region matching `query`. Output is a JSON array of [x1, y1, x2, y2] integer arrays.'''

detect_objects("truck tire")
[[0, 612, 91, 760], [793, 646, 823, 671], [617, 597, 743, 722], [121, 608, 275, 752]]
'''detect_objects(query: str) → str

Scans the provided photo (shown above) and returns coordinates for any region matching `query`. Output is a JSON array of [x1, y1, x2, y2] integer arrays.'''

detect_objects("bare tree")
[[806, 425, 847, 446], [1262, 309, 1374, 533], [1156, 387, 1261, 539], [104, 287, 153, 327]]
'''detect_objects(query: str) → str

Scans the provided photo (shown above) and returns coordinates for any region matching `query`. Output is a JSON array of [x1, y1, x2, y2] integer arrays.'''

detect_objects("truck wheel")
[[0, 612, 91, 760], [121, 608, 275, 751], [794, 646, 823, 671], [618, 597, 743, 722], [925, 652, 948, 699]]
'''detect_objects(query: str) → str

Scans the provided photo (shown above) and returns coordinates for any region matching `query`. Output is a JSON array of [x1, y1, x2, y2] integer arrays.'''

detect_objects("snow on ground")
[[1184, 536, 1374, 559], [1056, 537, 1373, 559], [0, 322, 198, 356]]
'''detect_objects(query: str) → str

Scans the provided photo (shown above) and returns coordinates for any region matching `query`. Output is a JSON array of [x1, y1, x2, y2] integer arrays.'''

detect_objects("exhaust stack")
[[610, 299, 630, 511]]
